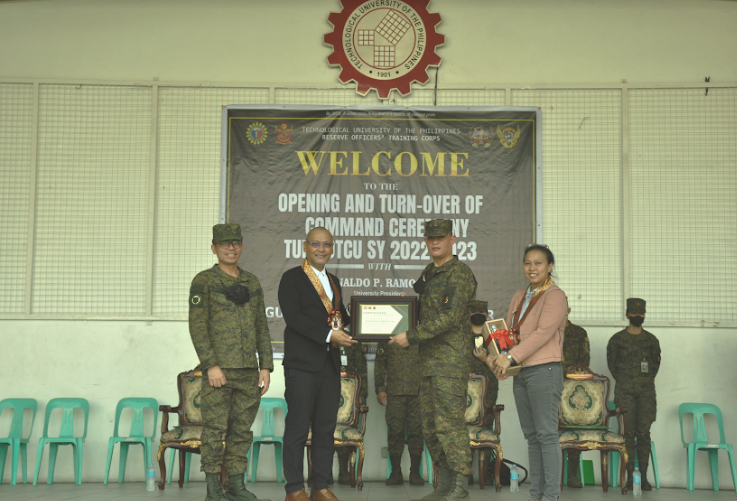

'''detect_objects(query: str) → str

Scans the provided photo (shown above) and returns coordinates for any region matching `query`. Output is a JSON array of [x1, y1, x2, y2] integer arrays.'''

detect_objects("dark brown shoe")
[[309, 487, 341, 501], [285, 489, 311, 501]]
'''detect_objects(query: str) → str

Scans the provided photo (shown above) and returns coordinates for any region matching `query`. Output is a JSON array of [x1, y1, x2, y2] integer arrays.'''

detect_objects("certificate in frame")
[[349, 296, 418, 341]]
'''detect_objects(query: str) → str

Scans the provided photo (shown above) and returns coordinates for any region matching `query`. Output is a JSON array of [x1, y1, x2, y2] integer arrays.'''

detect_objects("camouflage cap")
[[626, 297, 646, 314], [213, 223, 242, 242], [468, 300, 488, 314], [424, 219, 452, 237]]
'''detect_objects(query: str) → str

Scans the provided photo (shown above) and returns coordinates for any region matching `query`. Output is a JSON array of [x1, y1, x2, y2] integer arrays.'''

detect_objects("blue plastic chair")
[[104, 398, 158, 484], [384, 425, 433, 483], [607, 401, 659, 489], [679, 402, 737, 492], [33, 398, 89, 485], [249, 398, 288, 482], [0, 398, 38, 485]]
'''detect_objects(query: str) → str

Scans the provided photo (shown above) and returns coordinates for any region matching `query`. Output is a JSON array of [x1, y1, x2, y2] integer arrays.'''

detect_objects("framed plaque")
[[349, 296, 418, 341]]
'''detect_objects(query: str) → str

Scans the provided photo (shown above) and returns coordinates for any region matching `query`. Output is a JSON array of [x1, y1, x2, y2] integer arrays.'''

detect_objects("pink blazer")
[[506, 284, 568, 367]]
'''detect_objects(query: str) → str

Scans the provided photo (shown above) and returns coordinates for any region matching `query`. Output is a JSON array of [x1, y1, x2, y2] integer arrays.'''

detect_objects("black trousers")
[[283, 354, 341, 494]]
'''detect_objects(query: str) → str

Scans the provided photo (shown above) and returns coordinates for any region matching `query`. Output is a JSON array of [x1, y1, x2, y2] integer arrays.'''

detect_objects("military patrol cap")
[[424, 219, 452, 237], [468, 300, 488, 314], [627, 297, 646, 314], [212, 223, 242, 242]]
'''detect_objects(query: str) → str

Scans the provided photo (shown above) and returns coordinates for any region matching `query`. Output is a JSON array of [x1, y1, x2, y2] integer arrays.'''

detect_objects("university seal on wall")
[[324, 0, 445, 99]]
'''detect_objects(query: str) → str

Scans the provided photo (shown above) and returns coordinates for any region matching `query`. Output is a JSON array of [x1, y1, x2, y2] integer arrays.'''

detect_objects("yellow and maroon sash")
[[302, 259, 343, 331], [511, 276, 554, 340]]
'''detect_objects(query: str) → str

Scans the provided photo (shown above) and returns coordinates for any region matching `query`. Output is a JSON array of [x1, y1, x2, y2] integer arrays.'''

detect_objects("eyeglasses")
[[526, 243, 549, 249], [306, 241, 334, 249], [216, 240, 243, 248]]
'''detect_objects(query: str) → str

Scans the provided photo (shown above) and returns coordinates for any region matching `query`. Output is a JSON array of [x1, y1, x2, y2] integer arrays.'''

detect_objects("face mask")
[[413, 275, 426, 294], [628, 316, 644, 327], [224, 283, 250, 305], [470, 313, 487, 326]]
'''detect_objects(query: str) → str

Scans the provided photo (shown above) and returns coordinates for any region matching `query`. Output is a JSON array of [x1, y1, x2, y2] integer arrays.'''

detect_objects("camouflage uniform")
[[189, 264, 274, 475], [606, 298, 660, 478], [407, 234, 477, 477], [336, 342, 368, 476], [375, 341, 424, 459], [562, 321, 590, 485]]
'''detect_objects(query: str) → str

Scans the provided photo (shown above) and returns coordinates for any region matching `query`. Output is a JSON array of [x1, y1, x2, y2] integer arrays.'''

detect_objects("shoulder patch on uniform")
[[189, 283, 205, 309], [190, 292, 204, 308]]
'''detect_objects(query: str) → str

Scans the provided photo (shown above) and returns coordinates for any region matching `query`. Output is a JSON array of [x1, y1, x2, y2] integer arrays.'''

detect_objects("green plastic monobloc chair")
[[104, 398, 159, 484], [33, 398, 89, 485], [0, 398, 38, 485], [679, 402, 737, 492], [249, 398, 288, 482]]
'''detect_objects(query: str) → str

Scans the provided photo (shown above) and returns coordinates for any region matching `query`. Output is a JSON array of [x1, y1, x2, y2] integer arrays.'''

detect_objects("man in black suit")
[[278, 227, 356, 501]]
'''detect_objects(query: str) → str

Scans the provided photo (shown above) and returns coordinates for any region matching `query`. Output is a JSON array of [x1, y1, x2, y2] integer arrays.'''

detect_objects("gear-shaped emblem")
[[324, 0, 444, 99]]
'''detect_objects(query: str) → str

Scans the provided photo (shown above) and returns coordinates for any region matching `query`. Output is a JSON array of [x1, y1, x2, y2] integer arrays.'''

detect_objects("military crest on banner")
[[469, 126, 491, 147], [274, 122, 294, 145], [497, 125, 521, 149]]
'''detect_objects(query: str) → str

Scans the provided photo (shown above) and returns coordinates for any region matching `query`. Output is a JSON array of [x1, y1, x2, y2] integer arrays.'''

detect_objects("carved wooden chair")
[[157, 367, 225, 490], [432, 372, 505, 491], [306, 370, 368, 490], [558, 364, 628, 495]]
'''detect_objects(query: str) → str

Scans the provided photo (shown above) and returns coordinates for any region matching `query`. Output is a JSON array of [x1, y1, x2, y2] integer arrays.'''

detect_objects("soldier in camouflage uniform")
[[189, 224, 274, 501], [468, 300, 498, 486], [374, 338, 424, 486], [334, 342, 368, 485], [607, 298, 660, 491], [561, 308, 590, 488], [389, 219, 477, 501]]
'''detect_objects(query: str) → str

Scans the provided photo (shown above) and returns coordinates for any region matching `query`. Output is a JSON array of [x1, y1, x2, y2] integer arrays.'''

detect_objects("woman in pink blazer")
[[475, 244, 568, 501]]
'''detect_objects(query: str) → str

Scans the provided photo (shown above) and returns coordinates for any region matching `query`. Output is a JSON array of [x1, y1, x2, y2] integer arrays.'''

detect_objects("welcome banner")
[[223, 105, 540, 354]]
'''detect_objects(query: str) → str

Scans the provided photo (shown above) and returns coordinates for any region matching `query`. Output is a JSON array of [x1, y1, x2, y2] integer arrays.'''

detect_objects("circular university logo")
[[246, 122, 268, 145], [324, 0, 445, 99]]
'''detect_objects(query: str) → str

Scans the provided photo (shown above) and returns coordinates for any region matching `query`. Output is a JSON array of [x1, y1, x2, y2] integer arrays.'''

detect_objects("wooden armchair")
[[432, 372, 505, 491], [558, 364, 628, 494], [156, 367, 225, 490], [306, 371, 369, 490]]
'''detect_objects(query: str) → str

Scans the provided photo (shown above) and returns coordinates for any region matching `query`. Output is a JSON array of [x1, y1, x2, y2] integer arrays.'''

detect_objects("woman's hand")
[[491, 353, 512, 380]]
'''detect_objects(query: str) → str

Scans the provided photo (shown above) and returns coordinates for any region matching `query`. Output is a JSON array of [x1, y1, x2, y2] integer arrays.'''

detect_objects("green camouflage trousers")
[[420, 376, 471, 475], [200, 368, 261, 474], [386, 394, 424, 457], [614, 383, 656, 469]]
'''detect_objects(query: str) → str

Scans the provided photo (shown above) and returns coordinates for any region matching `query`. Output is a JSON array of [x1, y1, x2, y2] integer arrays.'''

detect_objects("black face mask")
[[470, 313, 487, 326], [628, 315, 644, 327], [224, 283, 250, 305], [413, 275, 426, 294]]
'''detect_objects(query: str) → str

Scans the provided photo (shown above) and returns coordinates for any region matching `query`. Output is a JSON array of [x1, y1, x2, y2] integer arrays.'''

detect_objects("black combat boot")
[[386, 455, 404, 485], [205, 473, 228, 501], [224, 473, 270, 501], [640, 462, 652, 491], [443, 470, 469, 501], [409, 454, 425, 486], [567, 458, 583, 488], [337, 452, 351, 485], [413, 466, 452, 501]]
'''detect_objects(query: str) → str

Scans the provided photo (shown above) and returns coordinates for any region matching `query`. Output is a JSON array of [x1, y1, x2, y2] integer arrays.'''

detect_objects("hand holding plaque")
[[350, 296, 417, 342]]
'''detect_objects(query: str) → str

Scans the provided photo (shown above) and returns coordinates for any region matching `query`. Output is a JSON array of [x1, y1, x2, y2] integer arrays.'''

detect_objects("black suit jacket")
[[278, 266, 350, 373]]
